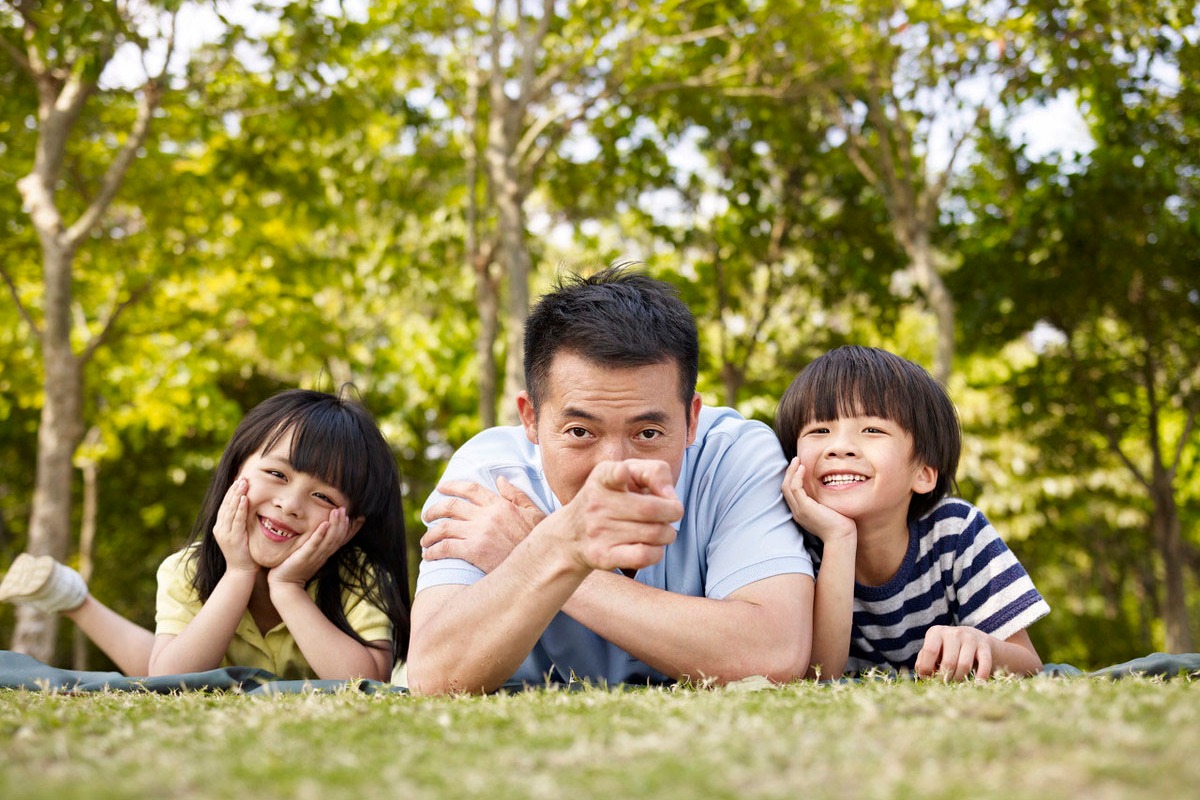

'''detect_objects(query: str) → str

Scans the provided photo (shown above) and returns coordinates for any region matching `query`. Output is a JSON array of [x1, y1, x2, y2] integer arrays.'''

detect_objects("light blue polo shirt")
[[415, 405, 813, 686]]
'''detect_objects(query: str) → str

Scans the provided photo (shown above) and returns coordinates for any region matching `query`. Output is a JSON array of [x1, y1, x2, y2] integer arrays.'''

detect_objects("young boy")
[[775, 346, 1049, 680]]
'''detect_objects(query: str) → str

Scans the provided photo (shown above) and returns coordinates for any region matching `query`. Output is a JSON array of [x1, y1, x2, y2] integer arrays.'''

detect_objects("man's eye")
[[637, 429, 662, 440], [567, 427, 589, 438]]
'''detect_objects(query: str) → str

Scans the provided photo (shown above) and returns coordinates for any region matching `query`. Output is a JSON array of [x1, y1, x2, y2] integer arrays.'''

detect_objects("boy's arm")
[[805, 532, 856, 680], [782, 458, 856, 680]]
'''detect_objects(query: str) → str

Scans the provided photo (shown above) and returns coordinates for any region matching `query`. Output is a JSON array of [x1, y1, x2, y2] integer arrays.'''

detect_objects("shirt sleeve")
[[154, 548, 202, 637], [951, 504, 1050, 640], [415, 428, 553, 595], [693, 416, 815, 600]]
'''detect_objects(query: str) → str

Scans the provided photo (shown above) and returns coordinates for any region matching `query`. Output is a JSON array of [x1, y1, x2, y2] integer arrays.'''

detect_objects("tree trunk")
[[73, 444, 99, 670], [1150, 470, 1192, 652], [11, 243, 85, 662], [907, 237, 955, 384], [489, 106, 531, 425], [474, 256, 500, 429]]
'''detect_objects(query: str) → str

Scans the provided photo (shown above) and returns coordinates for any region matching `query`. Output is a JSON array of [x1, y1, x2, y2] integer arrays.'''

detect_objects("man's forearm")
[[406, 531, 590, 695], [561, 572, 813, 683]]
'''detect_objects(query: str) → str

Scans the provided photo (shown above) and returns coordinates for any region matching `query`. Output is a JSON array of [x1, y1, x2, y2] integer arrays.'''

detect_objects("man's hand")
[[421, 477, 546, 572], [914, 625, 1000, 681], [558, 459, 682, 573]]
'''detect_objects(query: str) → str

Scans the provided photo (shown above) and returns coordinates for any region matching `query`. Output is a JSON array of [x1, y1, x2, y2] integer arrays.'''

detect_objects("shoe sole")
[[0, 553, 56, 602]]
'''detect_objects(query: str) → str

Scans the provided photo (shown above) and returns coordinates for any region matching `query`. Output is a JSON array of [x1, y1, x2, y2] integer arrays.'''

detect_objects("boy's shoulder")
[[913, 498, 996, 553]]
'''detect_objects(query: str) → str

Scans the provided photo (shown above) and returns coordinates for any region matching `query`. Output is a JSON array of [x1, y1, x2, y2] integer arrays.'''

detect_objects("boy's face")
[[794, 414, 937, 533]]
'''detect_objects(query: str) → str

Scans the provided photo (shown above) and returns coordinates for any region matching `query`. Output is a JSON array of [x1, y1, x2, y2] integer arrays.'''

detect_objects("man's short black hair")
[[774, 346, 961, 521], [524, 263, 699, 408]]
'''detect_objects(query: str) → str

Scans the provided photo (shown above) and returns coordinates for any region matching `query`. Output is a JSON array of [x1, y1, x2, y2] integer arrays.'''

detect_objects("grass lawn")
[[1, 675, 1197, 800]]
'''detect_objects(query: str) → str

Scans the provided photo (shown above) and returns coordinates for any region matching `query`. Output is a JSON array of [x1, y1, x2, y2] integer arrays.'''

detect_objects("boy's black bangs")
[[801, 356, 904, 426]]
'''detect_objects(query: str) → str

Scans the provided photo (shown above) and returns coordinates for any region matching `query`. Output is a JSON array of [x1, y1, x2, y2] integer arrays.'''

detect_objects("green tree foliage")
[[953, 0, 1200, 659], [2, 0, 1198, 669]]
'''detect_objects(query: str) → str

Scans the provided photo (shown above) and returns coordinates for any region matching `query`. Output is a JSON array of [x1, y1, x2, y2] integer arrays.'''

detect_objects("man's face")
[[517, 351, 701, 505]]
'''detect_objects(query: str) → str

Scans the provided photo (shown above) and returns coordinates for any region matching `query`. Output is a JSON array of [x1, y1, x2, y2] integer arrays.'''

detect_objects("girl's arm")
[[148, 478, 259, 676], [269, 581, 392, 680], [148, 568, 258, 674], [783, 458, 857, 680], [267, 508, 391, 681]]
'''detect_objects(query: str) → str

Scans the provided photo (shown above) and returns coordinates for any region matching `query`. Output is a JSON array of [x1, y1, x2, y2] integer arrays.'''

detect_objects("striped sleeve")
[[948, 502, 1050, 640]]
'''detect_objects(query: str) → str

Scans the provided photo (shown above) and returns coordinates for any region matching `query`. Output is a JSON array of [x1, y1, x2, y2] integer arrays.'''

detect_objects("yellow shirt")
[[154, 547, 392, 680]]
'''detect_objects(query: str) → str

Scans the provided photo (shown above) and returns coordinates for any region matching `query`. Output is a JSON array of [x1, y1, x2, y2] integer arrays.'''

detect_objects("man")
[[406, 266, 814, 694]]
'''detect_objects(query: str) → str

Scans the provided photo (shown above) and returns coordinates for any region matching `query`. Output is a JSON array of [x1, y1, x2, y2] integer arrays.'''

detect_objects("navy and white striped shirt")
[[808, 497, 1050, 675]]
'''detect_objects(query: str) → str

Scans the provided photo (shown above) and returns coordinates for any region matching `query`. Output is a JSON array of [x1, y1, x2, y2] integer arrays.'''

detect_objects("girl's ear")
[[911, 463, 938, 495]]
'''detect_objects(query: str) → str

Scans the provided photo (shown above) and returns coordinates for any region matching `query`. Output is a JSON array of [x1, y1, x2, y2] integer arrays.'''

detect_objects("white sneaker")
[[0, 553, 88, 612]]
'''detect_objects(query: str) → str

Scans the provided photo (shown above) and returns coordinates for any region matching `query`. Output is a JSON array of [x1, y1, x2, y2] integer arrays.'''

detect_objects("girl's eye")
[[803, 427, 828, 436], [313, 492, 335, 505], [265, 469, 286, 480]]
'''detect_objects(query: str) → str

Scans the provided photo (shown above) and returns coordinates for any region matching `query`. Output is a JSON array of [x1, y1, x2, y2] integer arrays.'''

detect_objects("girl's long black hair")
[[187, 388, 411, 661]]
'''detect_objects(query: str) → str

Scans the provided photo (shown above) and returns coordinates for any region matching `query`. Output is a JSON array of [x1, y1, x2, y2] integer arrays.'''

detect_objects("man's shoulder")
[[451, 424, 539, 465], [693, 405, 774, 443]]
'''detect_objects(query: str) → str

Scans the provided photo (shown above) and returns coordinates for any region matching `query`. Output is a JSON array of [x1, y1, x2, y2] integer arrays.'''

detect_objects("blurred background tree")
[[1, 0, 1196, 670]]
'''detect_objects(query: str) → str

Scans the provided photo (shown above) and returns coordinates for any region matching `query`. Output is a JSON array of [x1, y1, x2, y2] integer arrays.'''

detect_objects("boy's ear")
[[911, 463, 938, 495]]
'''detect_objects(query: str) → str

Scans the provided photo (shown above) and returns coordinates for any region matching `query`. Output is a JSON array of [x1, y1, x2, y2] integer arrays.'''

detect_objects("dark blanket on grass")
[[1, 650, 1197, 693], [0, 650, 405, 694]]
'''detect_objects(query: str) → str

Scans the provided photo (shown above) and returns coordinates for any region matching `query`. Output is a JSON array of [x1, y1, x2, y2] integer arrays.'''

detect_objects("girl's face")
[[236, 426, 363, 569], [795, 413, 936, 534]]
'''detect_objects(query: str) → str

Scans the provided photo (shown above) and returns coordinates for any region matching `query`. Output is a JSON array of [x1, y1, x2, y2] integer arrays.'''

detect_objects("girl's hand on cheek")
[[268, 507, 357, 588], [782, 459, 857, 543], [215, 477, 258, 573]]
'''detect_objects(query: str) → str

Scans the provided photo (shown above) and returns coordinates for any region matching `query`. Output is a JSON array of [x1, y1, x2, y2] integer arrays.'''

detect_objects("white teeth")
[[822, 474, 866, 486], [262, 518, 296, 538]]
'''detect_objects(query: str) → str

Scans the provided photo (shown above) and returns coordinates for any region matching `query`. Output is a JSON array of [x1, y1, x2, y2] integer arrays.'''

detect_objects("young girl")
[[0, 388, 410, 681], [775, 346, 1049, 681]]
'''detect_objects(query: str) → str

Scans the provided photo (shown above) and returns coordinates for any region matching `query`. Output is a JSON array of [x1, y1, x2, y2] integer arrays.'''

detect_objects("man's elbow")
[[755, 636, 810, 684]]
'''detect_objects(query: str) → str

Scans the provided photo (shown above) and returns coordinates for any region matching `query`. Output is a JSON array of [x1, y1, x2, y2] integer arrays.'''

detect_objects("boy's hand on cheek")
[[914, 625, 997, 681], [782, 458, 857, 543]]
